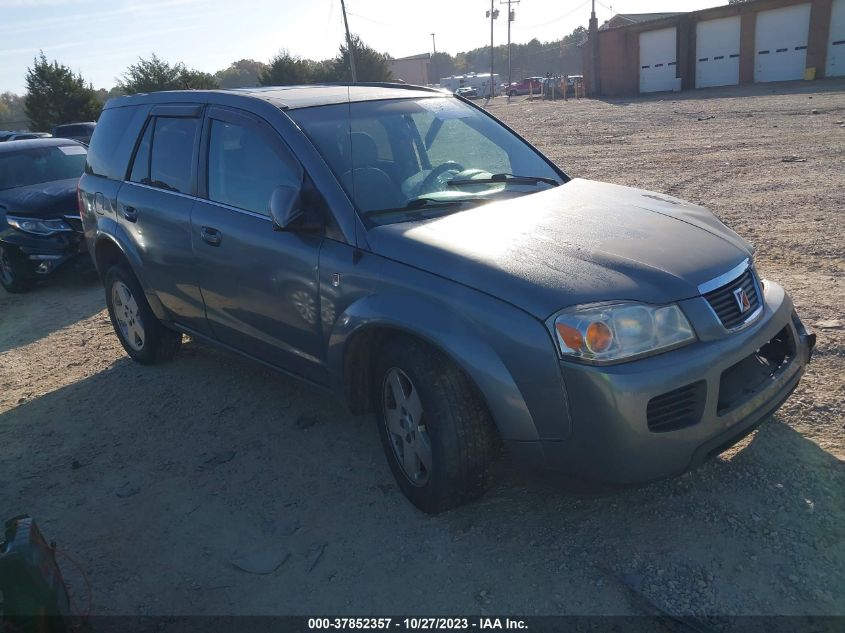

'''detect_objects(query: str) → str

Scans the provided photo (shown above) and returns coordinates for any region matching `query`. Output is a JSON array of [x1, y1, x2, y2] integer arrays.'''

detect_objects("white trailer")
[[439, 73, 501, 97]]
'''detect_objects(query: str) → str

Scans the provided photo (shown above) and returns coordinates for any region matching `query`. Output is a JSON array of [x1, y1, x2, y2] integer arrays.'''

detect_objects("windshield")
[[0, 144, 87, 190], [289, 97, 564, 222]]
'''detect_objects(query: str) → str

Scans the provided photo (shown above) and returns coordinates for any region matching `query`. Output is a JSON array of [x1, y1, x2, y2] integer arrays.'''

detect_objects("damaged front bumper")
[[508, 280, 816, 484]]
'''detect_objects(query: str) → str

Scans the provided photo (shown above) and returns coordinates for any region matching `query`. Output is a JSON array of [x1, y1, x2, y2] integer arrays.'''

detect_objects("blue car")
[[0, 138, 87, 292]]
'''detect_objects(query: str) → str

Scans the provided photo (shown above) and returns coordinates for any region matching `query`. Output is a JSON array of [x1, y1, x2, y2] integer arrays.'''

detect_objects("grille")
[[647, 381, 706, 433], [703, 268, 761, 330]]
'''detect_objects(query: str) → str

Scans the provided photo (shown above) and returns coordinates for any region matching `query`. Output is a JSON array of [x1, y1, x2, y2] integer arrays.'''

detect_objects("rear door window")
[[149, 117, 199, 194], [129, 121, 152, 184]]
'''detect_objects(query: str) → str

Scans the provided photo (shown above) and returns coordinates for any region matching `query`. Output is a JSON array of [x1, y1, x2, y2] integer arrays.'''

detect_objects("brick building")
[[583, 0, 844, 97]]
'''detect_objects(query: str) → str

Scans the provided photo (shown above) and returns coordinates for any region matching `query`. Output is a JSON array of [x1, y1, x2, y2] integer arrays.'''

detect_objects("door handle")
[[122, 205, 138, 222], [200, 226, 222, 246]]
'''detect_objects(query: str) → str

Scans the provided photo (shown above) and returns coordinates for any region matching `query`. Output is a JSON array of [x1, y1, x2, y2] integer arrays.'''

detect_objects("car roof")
[[53, 122, 96, 128], [0, 138, 86, 153], [106, 83, 446, 111]]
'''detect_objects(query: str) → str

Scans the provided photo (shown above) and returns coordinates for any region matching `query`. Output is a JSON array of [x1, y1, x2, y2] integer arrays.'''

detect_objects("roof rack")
[[320, 82, 443, 93]]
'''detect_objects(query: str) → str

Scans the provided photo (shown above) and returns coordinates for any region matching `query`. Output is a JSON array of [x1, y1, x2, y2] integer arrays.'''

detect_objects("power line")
[[594, 0, 615, 16], [346, 10, 391, 27], [325, 0, 335, 39], [511, 0, 590, 30]]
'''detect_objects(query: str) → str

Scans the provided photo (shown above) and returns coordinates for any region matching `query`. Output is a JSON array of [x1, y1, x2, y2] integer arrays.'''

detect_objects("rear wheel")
[[374, 336, 496, 514], [0, 244, 35, 293], [105, 264, 182, 364]]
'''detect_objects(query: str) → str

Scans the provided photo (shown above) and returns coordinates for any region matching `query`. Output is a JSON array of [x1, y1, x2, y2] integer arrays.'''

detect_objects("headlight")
[[6, 216, 72, 236], [552, 302, 696, 364]]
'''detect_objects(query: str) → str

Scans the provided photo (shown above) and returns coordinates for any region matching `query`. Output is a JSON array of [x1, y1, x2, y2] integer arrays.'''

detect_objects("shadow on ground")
[[0, 259, 101, 353], [2, 338, 842, 617]]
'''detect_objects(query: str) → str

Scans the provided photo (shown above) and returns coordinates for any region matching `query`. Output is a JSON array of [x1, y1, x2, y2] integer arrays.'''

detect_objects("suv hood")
[[0, 178, 79, 219], [367, 178, 753, 319]]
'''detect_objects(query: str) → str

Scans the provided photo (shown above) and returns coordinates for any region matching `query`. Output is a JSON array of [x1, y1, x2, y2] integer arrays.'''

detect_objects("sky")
[[0, 0, 724, 94]]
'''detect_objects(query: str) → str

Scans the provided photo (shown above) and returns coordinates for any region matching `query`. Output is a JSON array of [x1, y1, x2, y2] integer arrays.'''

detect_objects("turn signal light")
[[586, 321, 613, 353], [555, 322, 583, 352]]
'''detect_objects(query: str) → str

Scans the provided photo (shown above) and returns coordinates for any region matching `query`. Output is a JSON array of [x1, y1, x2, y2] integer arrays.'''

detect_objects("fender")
[[327, 291, 550, 442], [93, 221, 167, 321]]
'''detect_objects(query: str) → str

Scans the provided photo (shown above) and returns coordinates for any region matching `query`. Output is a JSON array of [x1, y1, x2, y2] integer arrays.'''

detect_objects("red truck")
[[506, 77, 543, 97]]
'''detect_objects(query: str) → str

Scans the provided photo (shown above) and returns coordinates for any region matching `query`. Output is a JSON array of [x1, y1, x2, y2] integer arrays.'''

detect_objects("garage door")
[[640, 28, 678, 93], [828, 0, 845, 77], [754, 4, 811, 83], [696, 16, 741, 88]]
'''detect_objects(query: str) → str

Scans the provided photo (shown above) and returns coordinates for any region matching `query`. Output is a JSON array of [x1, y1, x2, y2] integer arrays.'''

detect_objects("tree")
[[430, 52, 456, 83], [0, 92, 27, 129], [23, 52, 101, 131], [422, 26, 590, 82], [118, 54, 218, 94], [259, 51, 320, 86], [215, 59, 268, 88], [332, 35, 393, 82], [179, 68, 219, 90], [94, 86, 125, 106]]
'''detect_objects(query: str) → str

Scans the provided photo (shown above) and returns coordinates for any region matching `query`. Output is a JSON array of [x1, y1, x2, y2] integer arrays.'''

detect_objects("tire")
[[104, 264, 182, 364], [0, 244, 36, 293], [374, 336, 496, 514], [508, 90, 517, 97]]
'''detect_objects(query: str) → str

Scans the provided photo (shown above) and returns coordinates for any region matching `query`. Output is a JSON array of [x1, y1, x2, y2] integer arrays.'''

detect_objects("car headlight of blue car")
[[551, 302, 697, 364], [6, 215, 73, 236]]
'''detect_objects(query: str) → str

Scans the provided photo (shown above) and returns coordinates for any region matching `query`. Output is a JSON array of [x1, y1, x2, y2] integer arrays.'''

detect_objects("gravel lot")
[[1, 80, 843, 622]]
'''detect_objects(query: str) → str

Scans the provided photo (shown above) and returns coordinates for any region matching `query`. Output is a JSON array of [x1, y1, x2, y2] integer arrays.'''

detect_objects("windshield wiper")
[[447, 173, 561, 187], [366, 196, 482, 218]]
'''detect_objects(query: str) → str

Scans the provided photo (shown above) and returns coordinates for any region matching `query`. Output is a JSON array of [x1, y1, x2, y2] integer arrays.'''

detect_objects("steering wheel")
[[417, 161, 465, 196]]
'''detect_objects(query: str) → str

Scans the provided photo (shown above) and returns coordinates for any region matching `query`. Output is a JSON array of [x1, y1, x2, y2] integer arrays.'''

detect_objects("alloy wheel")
[[112, 280, 145, 351], [383, 367, 432, 486]]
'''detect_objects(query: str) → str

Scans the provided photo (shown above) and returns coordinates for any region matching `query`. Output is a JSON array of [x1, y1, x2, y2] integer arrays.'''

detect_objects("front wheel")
[[104, 264, 182, 364], [374, 337, 496, 514], [0, 245, 36, 293]]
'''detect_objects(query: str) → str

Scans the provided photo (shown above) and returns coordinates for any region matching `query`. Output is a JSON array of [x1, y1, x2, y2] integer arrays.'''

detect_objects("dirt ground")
[[1, 80, 844, 621]]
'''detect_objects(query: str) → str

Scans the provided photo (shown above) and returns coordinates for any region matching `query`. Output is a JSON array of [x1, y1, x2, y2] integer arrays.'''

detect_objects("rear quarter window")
[[85, 106, 148, 181]]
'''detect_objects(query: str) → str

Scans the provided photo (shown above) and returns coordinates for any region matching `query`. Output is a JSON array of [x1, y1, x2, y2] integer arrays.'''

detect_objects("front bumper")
[[0, 227, 85, 275], [507, 280, 815, 484]]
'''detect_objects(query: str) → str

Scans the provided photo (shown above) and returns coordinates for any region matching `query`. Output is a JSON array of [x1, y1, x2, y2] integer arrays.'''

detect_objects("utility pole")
[[485, 1, 499, 98], [430, 33, 437, 85], [340, 0, 357, 82], [500, 0, 519, 89], [589, 0, 598, 96]]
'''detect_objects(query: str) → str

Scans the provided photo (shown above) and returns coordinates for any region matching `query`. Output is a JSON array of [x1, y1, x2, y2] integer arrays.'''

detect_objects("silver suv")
[[78, 84, 815, 513]]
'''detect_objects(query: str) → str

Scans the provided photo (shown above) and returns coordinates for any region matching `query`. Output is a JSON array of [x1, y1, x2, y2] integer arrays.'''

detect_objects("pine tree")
[[24, 52, 101, 131]]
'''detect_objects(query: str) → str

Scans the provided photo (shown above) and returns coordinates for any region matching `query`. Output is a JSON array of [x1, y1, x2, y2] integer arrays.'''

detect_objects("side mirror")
[[268, 184, 303, 231]]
